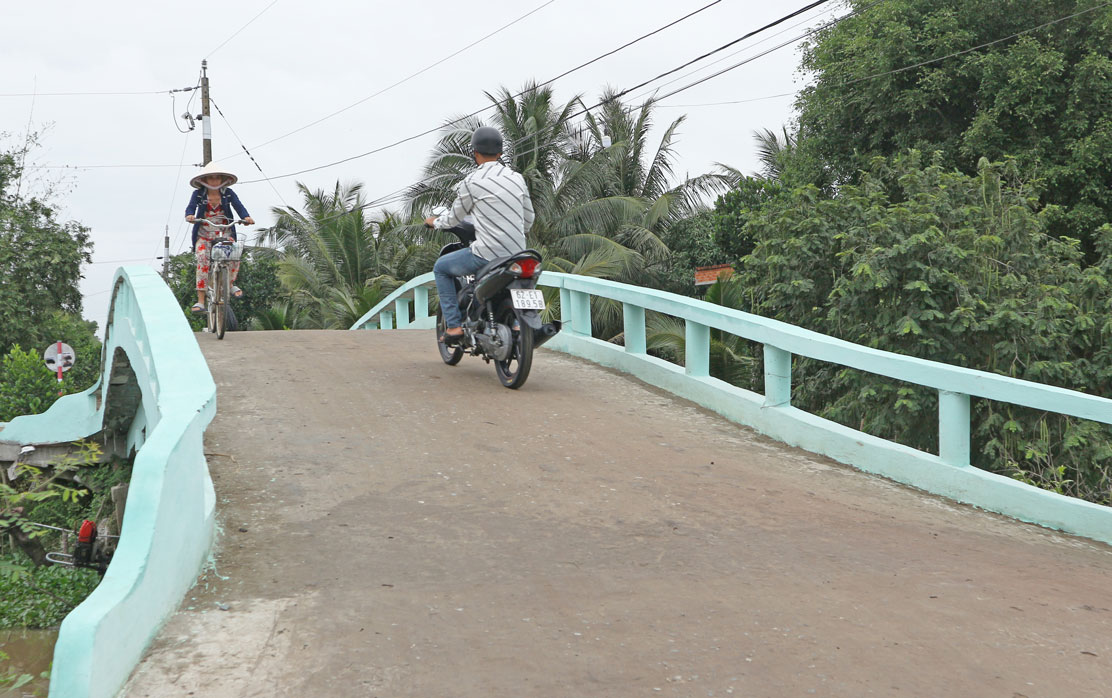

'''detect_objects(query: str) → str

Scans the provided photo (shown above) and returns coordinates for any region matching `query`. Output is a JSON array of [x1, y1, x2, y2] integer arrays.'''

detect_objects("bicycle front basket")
[[211, 241, 244, 262]]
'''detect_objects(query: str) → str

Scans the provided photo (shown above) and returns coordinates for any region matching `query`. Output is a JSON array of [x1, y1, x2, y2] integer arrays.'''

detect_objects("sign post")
[[43, 341, 76, 396]]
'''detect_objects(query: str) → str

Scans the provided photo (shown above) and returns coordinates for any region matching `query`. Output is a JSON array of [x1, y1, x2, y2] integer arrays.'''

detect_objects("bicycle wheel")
[[214, 267, 229, 339], [494, 301, 533, 389]]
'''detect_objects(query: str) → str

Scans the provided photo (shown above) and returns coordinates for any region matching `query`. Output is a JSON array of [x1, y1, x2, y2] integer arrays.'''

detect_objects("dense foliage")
[[0, 558, 99, 628], [1, 442, 125, 629], [701, 153, 1112, 503], [794, 0, 1112, 251], [165, 249, 283, 332], [0, 137, 100, 421]]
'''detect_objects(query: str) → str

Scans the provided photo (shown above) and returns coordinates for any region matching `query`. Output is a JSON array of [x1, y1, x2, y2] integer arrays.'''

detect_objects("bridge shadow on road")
[[124, 330, 1112, 698]]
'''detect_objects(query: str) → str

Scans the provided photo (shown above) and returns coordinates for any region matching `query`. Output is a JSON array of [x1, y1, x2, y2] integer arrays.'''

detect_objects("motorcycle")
[[432, 220, 561, 389]]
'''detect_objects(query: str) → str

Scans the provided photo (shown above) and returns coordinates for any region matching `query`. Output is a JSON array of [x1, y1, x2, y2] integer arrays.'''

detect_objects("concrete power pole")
[[162, 225, 170, 281], [200, 60, 212, 166]]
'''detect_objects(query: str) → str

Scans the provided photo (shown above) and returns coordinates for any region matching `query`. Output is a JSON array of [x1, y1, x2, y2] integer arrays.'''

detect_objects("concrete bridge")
[[3, 267, 1112, 697]]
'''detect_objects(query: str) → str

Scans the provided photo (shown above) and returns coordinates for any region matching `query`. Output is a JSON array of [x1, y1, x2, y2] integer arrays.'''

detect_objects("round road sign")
[[43, 342, 76, 373]]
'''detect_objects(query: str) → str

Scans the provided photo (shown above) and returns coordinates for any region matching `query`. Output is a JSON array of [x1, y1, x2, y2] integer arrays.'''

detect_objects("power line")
[[0, 85, 197, 98], [832, 0, 1112, 89], [205, 0, 281, 59], [239, 0, 787, 184], [260, 2, 861, 222], [163, 130, 197, 259], [23, 0, 727, 174], [210, 98, 293, 241], [656, 0, 1110, 107], [27, 164, 196, 170], [87, 257, 159, 266], [230, 0, 561, 158], [624, 0, 840, 105]]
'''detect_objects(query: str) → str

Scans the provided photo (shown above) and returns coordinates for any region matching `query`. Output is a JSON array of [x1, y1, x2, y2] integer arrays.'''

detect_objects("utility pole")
[[200, 60, 212, 165], [162, 225, 170, 281]]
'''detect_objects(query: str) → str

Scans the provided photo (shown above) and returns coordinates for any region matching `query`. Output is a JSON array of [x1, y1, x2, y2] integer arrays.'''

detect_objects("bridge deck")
[[125, 330, 1112, 697]]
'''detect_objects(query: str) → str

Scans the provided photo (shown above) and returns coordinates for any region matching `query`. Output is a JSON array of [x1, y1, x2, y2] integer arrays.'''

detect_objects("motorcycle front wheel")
[[435, 307, 463, 365], [494, 301, 533, 389]]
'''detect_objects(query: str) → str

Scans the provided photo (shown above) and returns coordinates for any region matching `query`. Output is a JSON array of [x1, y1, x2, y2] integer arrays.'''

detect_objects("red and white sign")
[[43, 341, 76, 377]]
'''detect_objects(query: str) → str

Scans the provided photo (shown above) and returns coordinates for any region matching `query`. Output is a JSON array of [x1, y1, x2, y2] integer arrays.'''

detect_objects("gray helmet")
[[470, 126, 503, 156]]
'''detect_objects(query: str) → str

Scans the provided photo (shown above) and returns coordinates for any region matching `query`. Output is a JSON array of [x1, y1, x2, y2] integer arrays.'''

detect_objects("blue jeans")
[[434, 247, 487, 328]]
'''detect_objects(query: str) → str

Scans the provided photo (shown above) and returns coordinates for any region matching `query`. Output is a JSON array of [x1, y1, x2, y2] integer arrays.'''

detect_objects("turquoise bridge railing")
[[352, 271, 1112, 544], [1, 266, 217, 698]]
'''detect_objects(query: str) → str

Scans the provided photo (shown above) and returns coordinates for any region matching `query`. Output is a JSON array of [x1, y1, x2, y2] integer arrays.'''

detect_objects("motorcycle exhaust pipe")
[[533, 321, 562, 348]]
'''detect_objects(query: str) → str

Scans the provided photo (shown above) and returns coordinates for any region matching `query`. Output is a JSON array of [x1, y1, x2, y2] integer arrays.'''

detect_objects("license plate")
[[510, 288, 545, 310]]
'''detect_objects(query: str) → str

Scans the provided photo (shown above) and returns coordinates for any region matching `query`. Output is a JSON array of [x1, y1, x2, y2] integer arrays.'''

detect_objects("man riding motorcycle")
[[424, 126, 534, 344]]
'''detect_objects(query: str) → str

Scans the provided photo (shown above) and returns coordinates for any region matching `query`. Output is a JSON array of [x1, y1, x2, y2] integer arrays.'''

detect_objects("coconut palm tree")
[[261, 181, 445, 328], [753, 126, 796, 181]]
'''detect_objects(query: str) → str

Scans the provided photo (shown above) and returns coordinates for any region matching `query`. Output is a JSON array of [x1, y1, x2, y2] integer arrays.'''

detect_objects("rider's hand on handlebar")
[[243, 217, 255, 225], [424, 216, 437, 228], [186, 214, 195, 223]]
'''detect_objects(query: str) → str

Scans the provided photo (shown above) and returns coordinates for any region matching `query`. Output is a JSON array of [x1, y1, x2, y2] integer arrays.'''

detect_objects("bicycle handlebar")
[[193, 218, 248, 229]]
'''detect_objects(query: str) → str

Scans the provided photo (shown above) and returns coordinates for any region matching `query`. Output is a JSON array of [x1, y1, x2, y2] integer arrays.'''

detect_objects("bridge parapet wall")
[[2, 266, 217, 698], [352, 272, 1112, 544]]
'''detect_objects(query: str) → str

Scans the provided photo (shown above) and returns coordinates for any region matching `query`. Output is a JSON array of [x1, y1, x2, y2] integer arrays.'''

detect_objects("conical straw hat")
[[189, 161, 238, 189]]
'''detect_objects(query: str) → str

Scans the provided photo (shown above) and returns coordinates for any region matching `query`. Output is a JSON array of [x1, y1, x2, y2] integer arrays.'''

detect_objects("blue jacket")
[[185, 187, 251, 249]]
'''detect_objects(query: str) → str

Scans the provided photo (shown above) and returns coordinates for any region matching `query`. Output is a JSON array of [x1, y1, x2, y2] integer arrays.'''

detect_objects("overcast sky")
[[1, 0, 838, 330]]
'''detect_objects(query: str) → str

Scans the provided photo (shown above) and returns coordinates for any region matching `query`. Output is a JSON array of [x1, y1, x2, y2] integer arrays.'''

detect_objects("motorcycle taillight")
[[510, 258, 539, 278]]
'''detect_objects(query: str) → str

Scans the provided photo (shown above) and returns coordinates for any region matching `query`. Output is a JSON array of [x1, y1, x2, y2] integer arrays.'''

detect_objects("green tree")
[[410, 84, 729, 337], [263, 182, 443, 328], [710, 177, 784, 263], [0, 135, 100, 418], [0, 139, 95, 358], [734, 151, 1112, 503], [793, 0, 1112, 250], [165, 249, 284, 332]]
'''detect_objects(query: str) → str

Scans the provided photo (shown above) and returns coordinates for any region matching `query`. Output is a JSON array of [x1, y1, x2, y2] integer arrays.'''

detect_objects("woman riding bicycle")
[[184, 162, 254, 313]]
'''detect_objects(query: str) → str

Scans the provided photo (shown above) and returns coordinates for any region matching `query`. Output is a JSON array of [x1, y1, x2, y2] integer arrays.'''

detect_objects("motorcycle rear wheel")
[[436, 307, 463, 365], [494, 301, 533, 389]]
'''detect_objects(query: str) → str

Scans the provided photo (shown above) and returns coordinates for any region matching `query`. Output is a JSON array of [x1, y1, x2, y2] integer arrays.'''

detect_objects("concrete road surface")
[[124, 329, 1112, 698]]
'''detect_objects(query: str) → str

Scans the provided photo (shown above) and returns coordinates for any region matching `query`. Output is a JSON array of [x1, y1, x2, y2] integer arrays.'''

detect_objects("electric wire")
[[163, 130, 197, 259], [623, 0, 846, 105], [655, 0, 1109, 108], [28, 0, 729, 173], [831, 0, 1112, 90], [228, 0, 561, 158], [240, 0, 824, 184], [210, 98, 293, 246], [364, 2, 865, 208], [205, 0, 281, 60], [14, 79, 37, 202], [252, 2, 864, 223], [0, 89, 169, 97]]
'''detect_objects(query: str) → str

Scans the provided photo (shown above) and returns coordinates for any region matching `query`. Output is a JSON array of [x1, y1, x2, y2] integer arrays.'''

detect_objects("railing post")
[[938, 390, 971, 466], [394, 298, 412, 329], [685, 321, 710, 377], [413, 286, 430, 323], [379, 310, 393, 330], [763, 345, 791, 407], [623, 303, 646, 354], [567, 290, 591, 337]]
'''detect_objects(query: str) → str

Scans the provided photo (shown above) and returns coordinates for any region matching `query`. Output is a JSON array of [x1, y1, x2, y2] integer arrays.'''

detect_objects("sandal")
[[190, 303, 204, 313], [438, 329, 464, 345], [232, 286, 244, 298]]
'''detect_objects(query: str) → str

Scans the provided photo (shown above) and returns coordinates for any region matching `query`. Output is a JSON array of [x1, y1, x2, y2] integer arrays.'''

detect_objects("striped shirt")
[[434, 161, 534, 262]]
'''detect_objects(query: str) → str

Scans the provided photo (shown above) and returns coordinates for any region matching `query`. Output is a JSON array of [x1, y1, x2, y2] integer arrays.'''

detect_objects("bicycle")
[[195, 218, 246, 339]]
